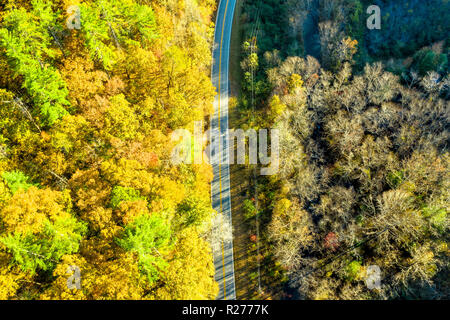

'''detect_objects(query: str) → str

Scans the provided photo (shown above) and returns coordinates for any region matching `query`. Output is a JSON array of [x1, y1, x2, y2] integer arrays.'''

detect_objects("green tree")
[[0, 217, 87, 274], [1, 171, 35, 195], [0, 0, 69, 125], [78, 0, 157, 70], [412, 48, 448, 76], [116, 214, 173, 284]]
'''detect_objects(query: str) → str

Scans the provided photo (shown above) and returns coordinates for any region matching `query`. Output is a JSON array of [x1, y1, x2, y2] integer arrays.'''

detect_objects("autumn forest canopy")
[[0, 0, 219, 299], [0, 0, 448, 301]]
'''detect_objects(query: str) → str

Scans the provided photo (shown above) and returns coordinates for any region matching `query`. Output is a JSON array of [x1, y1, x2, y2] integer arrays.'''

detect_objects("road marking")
[[217, 0, 231, 300]]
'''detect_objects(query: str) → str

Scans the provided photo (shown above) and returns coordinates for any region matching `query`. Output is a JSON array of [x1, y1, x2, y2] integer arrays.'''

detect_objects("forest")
[[236, 0, 449, 299], [0, 0, 448, 301], [0, 0, 219, 299]]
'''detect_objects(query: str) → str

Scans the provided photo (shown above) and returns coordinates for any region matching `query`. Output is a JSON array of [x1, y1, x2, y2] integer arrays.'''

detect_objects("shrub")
[[243, 199, 258, 220]]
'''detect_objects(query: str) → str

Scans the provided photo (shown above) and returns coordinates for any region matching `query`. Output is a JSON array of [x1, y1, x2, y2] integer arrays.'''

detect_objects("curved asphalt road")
[[210, 0, 237, 300]]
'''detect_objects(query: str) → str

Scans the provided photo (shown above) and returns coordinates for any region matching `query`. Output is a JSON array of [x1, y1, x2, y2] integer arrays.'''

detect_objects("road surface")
[[210, 0, 237, 300]]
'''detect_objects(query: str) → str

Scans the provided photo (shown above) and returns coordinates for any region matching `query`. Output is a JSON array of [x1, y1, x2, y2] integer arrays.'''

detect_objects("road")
[[210, 0, 237, 300]]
